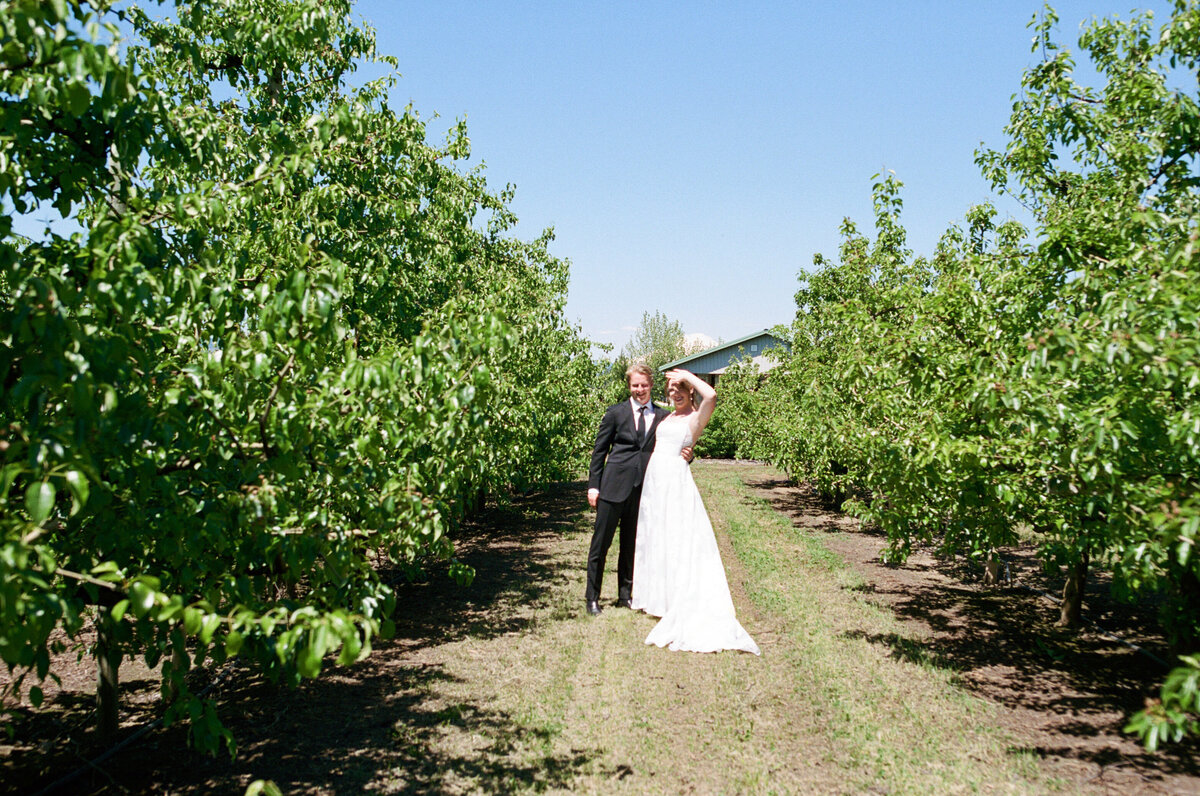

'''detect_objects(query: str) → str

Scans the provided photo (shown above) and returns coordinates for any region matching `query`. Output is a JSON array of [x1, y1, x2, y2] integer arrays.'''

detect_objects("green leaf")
[[110, 599, 130, 622], [128, 581, 155, 617], [63, 470, 89, 515], [29, 686, 43, 708], [65, 82, 91, 116], [199, 614, 221, 645], [25, 481, 55, 525], [101, 386, 117, 413], [336, 631, 362, 665], [0, 463, 22, 502], [245, 779, 283, 796], [298, 640, 322, 679]]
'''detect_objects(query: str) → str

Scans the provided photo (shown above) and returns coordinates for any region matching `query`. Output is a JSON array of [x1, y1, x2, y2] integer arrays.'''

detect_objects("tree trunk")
[[1057, 547, 1090, 627], [164, 637, 189, 705], [96, 612, 121, 738], [983, 551, 1002, 586], [267, 65, 284, 108]]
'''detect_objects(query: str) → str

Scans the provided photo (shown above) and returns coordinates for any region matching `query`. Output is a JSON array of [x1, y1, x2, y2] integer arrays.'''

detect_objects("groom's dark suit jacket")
[[588, 400, 670, 503]]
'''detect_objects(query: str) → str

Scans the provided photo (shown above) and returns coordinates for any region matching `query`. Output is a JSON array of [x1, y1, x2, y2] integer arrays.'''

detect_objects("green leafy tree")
[[1, 0, 597, 754], [692, 357, 757, 460], [725, 2, 1200, 749], [976, 2, 1200, 745], [622, 311, 687, 369], [618, 310, 688, 401]]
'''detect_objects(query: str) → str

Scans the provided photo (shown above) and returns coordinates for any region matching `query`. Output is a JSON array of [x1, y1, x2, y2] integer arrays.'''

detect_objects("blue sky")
[[12, 2, 1176, 353], [354, 0, 1177, 353]]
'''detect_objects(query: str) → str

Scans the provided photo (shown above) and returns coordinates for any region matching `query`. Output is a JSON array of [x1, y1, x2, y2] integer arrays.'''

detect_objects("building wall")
[[683, 333, 784, 375]]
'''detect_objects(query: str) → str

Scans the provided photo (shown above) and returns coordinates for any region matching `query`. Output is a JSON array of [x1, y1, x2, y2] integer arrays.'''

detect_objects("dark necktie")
[[636, 405, 646, 444]]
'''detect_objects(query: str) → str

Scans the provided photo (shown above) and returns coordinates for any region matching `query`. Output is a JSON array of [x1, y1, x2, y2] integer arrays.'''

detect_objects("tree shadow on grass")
[[10, 481, 608, 795], [733, 468, 1200, 790], [98, 661, 605, 795], [840, 558, 1200, 783], [737, 475, 878, 537], [383, 481, 590, 648]]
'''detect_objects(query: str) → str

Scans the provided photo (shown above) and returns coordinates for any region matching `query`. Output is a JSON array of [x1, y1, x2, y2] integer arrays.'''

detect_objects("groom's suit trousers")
[[586, 489, 641, 602]]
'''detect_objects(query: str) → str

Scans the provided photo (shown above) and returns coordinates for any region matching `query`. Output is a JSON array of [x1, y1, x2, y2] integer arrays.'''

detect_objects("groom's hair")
[[625, 363, 654, 384]]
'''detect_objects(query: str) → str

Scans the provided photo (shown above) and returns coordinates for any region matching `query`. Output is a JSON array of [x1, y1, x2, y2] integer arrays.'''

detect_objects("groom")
[[585, 363, 672, 616]]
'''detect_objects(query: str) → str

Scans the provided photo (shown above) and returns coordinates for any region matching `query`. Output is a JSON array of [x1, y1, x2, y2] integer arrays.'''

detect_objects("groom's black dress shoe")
[[615, 598, 632, 609], [586, 600, 602, 616]]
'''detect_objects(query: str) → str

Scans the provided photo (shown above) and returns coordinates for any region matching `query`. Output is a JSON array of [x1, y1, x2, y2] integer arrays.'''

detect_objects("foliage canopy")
[[1, 0, 597, 753], [717, 1, 1200, 749]]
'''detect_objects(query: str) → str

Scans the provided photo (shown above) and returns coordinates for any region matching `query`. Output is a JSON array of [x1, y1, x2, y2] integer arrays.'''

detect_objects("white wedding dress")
[[631, 415, 760, 655]]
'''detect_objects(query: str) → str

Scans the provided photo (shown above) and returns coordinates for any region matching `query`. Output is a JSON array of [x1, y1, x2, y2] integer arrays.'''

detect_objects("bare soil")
[[2, 462, 1198, 794]]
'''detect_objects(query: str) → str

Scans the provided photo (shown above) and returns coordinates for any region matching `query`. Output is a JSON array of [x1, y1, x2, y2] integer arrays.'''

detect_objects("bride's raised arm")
[[665, 369, 717, 437]]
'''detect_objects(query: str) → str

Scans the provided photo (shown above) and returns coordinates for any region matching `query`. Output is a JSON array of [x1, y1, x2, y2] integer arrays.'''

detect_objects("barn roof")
[[658, 328, 788, 373]]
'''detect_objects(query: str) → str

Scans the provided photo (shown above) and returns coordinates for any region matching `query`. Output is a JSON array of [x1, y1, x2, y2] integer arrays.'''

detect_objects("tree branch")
[[55, 567, 123, 593], [259, 352, 297, 459], [202, 402, 247, 461], [155, 457, 196, 476]]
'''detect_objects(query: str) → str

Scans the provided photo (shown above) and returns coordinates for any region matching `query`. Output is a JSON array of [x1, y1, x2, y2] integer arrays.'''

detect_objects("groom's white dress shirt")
[[633, 399, 653, 430]]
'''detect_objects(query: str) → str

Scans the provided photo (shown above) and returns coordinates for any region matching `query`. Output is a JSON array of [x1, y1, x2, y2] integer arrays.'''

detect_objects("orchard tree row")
[[718, 3, 1199, 749], [1, 0, 599, 753]]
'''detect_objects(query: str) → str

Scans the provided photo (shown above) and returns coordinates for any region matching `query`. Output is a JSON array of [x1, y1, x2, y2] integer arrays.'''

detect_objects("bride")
[[631, 368, 760, 655]]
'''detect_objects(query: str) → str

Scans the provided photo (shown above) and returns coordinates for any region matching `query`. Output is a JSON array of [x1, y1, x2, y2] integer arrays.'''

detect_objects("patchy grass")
[[697, 461, 1056, 794], [7, 463, 1136, 794], [349, 461, 1058, 794]]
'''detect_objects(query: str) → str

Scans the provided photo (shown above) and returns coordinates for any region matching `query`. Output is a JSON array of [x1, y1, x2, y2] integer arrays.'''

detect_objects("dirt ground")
[[2, 462, 1199, 794]]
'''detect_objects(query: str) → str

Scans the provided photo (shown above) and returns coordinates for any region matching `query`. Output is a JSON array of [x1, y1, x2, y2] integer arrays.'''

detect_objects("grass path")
[[360, 461, 1059, 795], [6, 461, 1082, 795]]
